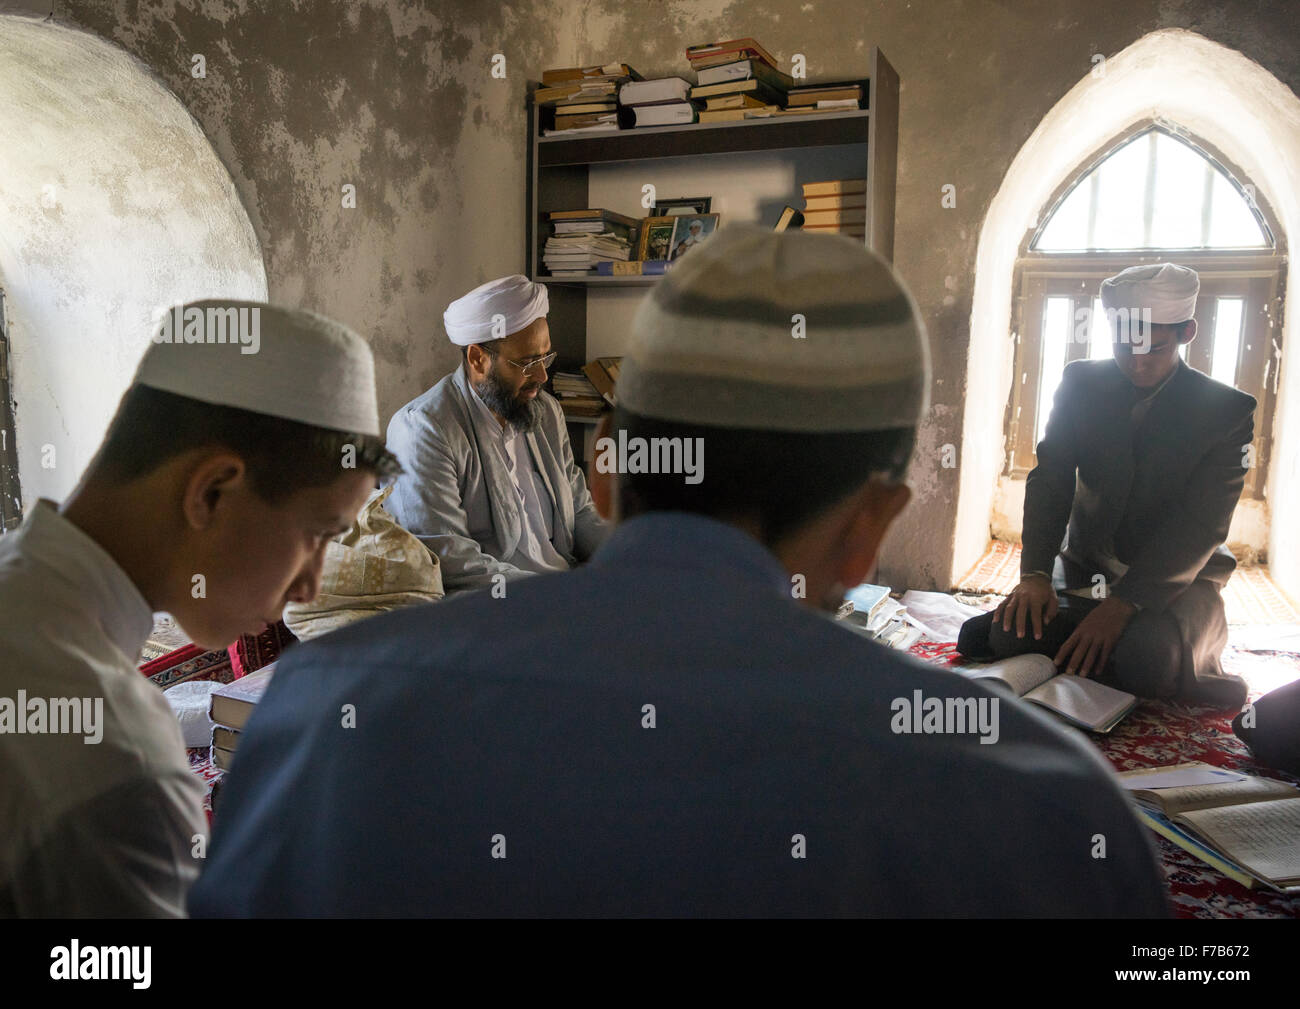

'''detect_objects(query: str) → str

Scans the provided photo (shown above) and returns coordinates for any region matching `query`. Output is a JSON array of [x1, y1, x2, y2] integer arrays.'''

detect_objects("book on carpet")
[[953, 653, 1136, 733], [208, 662, 276, 732], [1119, 762, 1300, 892]]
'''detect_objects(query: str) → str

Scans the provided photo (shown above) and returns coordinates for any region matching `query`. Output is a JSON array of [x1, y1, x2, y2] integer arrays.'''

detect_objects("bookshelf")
[[525, 47, 900, 434]]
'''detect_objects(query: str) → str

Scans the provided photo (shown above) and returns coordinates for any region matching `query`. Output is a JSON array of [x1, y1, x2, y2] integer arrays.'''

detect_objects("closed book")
[[698, 107, 779, 123], [802, 193, 867, 211], [786, 80, 867, 106], [211, 724, 241, 751], [686, 38, 780, 71], [621, 102, 697, 128], [802, 207, 867, 226], [595, 259, 669, 276], [210, 744, 237, 771], [801, 178, 867, 198], [695, 59, 794, 92], [534, 81, 617, 105], [542, 63, 641, 85], [549, 208, 641, 229], [553, 112, 618, 130], [208, 663, 276, 732], [774, 206, 805, 232], [618, 77, 691, 106], [689, 78, 785, 105], [554, 101, 617, 115], [704, 92, 773, 110]]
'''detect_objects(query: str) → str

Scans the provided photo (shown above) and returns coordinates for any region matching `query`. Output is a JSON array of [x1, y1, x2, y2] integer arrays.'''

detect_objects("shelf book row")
[[533, 37, 868, 136]]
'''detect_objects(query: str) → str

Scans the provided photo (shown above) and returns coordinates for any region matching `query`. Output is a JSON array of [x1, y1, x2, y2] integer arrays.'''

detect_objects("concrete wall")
[[0, 15, 265, 503], [15, 0, 1299, 589]]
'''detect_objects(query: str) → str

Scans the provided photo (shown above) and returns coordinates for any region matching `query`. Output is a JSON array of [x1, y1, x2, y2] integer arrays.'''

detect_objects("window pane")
[[1148, 132, 1209, 248], [1037, 297, 1072, 445], [1088, 296, 1112, 360], [1211, 297, 1244, 386], [1208, 172, 1268, 247], [1032, 128, 1269, 251]]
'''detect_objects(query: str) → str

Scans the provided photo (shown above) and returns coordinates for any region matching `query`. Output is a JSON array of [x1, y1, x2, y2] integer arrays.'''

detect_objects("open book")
[[1119, 762, 1300, 892], [953, 653, 1136, 733]]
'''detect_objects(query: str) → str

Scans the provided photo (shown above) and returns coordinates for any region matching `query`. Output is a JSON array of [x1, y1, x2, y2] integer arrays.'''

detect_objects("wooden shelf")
[[525, 47, 899, 371], [536, 109, 871, 166]]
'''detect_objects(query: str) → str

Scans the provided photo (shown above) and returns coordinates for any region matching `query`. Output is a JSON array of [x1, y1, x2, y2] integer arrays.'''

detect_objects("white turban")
[[1100, 263, 1199, 324], [134, 300, 381, 436], [443, 275, 549, 346]]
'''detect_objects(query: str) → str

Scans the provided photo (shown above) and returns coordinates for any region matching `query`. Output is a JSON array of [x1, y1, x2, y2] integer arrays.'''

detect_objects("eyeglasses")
[[490, 350, 557, 376]]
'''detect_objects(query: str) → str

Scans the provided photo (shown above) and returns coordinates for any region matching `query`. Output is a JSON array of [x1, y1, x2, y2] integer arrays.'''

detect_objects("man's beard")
[[473, 363, 544, 433]]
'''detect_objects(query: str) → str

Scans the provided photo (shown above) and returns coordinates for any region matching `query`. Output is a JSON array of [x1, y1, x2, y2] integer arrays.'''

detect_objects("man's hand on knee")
[[1053, 596, 1138, 677], [994, 573, 1058, 641]]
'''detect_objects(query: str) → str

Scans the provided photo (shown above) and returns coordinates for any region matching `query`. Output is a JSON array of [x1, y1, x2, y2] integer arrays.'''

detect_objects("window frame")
[[1007, 122, 1286, 503]]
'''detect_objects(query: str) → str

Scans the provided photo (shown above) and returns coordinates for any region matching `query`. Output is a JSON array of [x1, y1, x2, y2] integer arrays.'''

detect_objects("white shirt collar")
[[18, 500, 154, 663]]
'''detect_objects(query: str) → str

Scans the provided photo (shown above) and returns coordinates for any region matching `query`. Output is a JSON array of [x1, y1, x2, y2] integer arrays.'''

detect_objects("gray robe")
[[383, 365, 609, 593]]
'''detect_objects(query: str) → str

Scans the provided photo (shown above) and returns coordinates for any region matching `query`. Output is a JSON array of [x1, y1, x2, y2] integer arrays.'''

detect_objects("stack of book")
[[618, 77, 697, 128], [837, 583, 925, 650], [544, 209, 637, 277], [536, 62, 640, 134], [551, 371, 607, 418], [687, 37, 793, 123], [785, 80, 867, 112], [207, 662, 276, 772], [800, 178, 867, 239]]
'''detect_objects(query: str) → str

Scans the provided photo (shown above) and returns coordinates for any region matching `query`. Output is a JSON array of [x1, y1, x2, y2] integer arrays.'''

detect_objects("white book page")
[[1177, 798, 1300, 884], [1144, 776, 1300, 816], [956, 653, 1056, 697], [1024, 674, 1135, 731]]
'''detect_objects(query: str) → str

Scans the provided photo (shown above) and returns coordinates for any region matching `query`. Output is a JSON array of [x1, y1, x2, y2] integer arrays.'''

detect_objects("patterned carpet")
[[909, 634, 1300, 918]]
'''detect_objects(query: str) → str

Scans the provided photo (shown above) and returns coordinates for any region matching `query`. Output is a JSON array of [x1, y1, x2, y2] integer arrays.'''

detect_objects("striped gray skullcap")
[[619, 225, 930, 432]]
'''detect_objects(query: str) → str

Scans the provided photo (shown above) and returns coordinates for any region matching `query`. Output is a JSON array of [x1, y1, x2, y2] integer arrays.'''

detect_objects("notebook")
[[954, 653, 1136, 733]]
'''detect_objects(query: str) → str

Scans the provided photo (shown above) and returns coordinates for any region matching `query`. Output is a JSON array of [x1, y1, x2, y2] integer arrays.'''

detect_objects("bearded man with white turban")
[[959, 263, 1256, 707], [383, 276, 608, 593]]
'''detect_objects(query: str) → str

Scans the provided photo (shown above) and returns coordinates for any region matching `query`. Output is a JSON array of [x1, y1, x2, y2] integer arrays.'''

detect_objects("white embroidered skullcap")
[[1100, 263, 1199, 324], [133, 300, 381, 436], [618, 226, 930, 432], [443, 275, 549, 346]]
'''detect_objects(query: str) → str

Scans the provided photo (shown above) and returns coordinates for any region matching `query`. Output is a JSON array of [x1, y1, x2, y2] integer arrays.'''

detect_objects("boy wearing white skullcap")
[[0, 300, 399, 917], [383, 275, 608, 593], [190, 229, 1166, 918], [962, 262, 1257, 707]]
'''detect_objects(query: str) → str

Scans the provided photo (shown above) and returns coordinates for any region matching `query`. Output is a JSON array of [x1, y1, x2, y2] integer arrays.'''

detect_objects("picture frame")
[[668, 213, 721, 261], [653, 196, 712, 216], [638, 216, 677, 261]]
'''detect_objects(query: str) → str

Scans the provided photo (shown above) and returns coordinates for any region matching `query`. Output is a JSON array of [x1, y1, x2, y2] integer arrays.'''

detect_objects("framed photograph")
[[638, 216, 677, 261], [668, 213, 721, 260], [653, 196, 712, 216]]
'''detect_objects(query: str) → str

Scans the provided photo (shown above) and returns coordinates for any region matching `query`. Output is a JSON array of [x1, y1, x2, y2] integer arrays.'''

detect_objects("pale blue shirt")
[[467, 381, 568, 575]]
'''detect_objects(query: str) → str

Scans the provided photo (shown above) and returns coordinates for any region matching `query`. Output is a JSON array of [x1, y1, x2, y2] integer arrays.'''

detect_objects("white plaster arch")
[[0, 16, 267, 506], [958, 28, 1300, 597]]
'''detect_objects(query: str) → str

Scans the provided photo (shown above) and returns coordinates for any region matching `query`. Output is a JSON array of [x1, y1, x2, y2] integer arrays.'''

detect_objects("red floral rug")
[[909, 638, 1300, 918]]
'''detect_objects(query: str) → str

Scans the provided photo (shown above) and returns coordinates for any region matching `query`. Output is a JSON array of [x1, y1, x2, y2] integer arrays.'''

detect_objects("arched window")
[[1006, 123, 1284, 501]]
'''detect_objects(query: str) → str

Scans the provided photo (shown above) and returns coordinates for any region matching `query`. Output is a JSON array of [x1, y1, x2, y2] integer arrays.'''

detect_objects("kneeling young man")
[[959, 264, 1255, 706]]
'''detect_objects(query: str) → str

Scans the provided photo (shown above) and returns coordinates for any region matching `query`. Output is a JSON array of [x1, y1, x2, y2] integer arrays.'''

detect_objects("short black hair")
[[461, 338, 505, 363], [612, 407, 915, 547], [92, 384, 402, 503]]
